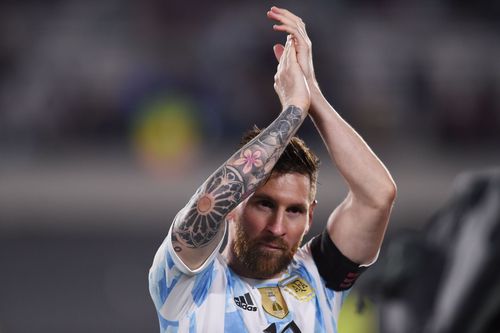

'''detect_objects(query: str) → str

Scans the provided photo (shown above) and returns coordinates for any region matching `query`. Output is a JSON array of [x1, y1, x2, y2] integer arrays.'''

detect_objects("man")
[[149, 6, 396, 333]]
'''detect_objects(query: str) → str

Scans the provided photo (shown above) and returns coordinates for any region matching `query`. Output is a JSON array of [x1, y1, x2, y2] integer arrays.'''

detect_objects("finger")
[[269, 7, 309, 42], [270, 6, 303, 24], [267, 9, 310, 44], [281, 35, 294, 67], [269, 14, 309, 46], [277, 36, 292, 71], [268, 11, 306, 40], [286, 37, 298, 65], [282, 35, 292, 61], [274, 27, 310, 61], [273, 23, 310, 46], [267, 10, 299, 27], [273, 44, 284, 62], [282, 36, 294, 70]]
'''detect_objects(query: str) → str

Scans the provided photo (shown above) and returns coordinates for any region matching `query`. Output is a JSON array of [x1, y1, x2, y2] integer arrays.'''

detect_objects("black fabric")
[[360, 168, 500, 333], [310, 229, 367, 291]]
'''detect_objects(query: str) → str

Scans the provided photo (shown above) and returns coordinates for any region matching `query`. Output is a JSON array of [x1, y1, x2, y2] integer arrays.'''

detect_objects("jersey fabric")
[[149, 226, 370, 333]]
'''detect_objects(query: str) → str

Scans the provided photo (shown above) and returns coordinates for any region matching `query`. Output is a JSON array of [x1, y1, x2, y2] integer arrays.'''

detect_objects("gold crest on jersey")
[[258, 287, 289, 319], [282, 277, 315, 302]]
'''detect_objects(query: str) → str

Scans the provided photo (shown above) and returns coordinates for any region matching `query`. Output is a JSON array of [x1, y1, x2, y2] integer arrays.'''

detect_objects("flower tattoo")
[[233, 149, 263, 174]]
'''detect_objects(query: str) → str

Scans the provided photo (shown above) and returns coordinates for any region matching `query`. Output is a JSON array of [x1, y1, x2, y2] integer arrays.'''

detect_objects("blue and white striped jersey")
[[148, 225, 360, 333]]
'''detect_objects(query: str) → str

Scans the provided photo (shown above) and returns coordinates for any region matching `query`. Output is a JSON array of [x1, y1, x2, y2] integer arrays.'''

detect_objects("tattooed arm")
[[170, 36, 310, 271]]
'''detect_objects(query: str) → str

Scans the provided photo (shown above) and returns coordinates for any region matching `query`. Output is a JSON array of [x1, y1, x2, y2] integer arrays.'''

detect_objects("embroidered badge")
[[282, 277, 315, 302], [258, 287, 289, 319]]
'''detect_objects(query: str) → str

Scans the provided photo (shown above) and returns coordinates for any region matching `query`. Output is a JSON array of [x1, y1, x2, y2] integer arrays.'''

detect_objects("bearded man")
[[149, 6, 396, 333]]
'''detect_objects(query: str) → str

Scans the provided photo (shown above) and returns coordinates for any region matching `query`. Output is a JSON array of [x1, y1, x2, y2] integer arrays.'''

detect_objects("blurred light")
[[338, 292, 378, 333], [131, 95, 201, 176]]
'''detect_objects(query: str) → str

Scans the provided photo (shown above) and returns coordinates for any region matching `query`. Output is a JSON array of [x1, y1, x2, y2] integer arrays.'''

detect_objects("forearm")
[[268, 6, 394, 264], [309, 86, 396, 208], [308, 86, 396, 264], [171, 105, 307, 269]]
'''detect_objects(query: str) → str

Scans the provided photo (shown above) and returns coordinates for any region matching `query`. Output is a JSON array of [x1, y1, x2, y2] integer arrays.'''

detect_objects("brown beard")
[[232, 222, 302, 279]]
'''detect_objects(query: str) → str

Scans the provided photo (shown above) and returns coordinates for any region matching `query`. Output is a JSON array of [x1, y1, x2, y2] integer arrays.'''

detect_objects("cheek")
[[303, 217, 311, 234], [241, 206, 268, 235], [288, 219, 309, 240]]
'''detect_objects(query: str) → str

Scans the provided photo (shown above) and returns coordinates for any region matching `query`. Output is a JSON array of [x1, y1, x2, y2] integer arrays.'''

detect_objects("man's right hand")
[[268, 7, 317, 90], [273, 35, 311, 112]]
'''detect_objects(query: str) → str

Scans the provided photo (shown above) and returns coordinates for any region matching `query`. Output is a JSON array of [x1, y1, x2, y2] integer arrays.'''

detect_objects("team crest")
[[281, 276, 315, 302], [258, 287, 289, 319]]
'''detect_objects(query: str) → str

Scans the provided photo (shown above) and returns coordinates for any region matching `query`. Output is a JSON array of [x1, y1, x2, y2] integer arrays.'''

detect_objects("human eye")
[[257, 199, 274, 209], [287, 206, 305, 215], [259, 200, 274, 208]]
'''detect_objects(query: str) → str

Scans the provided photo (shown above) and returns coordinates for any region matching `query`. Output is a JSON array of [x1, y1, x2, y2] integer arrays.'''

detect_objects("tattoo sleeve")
[[172, 105, 306, 250]]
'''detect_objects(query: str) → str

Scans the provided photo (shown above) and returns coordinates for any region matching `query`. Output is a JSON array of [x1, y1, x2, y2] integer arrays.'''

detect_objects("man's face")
[[228, 172, 315, 279]]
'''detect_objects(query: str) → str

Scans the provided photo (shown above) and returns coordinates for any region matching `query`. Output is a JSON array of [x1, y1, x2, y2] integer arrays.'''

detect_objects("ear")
[[226, 201, 242, 223], [226, 210, 235, 223], [273, 44, 285, 62], [305, 199, 317, 234]]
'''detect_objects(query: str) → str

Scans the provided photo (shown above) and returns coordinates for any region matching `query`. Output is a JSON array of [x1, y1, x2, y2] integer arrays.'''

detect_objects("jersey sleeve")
[[148, 222, 226, 321], [165, 220, 227, 276], [310, 229, 376, 291]]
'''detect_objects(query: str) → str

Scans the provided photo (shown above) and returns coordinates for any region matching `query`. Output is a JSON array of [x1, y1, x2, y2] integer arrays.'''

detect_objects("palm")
[[273, 43, 313, 81]]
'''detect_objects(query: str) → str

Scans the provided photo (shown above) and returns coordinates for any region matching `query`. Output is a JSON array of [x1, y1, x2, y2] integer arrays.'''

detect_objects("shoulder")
[[302, 230, 370, 291]]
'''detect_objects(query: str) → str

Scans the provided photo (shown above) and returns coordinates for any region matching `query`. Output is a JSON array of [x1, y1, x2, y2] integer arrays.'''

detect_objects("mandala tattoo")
[[173, 105, 305, 249], [175, 166, 244, 248]]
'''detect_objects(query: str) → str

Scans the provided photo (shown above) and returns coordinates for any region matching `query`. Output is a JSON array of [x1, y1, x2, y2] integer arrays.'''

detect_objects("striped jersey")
[[149, 226, 367, 333]]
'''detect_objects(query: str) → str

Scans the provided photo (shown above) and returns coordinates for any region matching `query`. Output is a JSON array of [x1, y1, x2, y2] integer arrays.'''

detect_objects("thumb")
[[288, 38, 298, 63], [273, 44, 285, 62]]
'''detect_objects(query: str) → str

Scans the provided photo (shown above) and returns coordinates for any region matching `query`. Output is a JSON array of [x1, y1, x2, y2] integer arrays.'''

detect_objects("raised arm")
[[171, 36, 311, 271], [269, 7, 396, 265]]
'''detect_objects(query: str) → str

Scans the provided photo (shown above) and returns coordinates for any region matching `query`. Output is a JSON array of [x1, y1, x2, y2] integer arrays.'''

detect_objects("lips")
[[259, 242, 287, 251]]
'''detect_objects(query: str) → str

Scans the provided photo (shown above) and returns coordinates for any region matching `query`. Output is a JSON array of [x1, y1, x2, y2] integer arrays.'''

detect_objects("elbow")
[[385, 179, 397, 203], [377, 179, 397, 209], [364, 179, 397, 211], [351, 176, 397, 211]]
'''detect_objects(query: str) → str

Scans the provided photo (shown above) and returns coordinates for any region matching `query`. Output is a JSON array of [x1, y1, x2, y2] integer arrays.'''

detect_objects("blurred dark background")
[[0, 0, 499, 332]]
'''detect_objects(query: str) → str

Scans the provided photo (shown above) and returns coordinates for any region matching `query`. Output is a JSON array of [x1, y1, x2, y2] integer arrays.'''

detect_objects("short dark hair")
[[240, 126, 320, 201]]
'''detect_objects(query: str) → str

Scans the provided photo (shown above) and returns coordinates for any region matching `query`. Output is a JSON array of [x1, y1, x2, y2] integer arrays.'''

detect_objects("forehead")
[[253, 172, 311, 205]]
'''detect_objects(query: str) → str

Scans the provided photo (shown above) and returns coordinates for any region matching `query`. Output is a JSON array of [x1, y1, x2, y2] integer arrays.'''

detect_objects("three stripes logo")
[[234, 293, 257, 312]]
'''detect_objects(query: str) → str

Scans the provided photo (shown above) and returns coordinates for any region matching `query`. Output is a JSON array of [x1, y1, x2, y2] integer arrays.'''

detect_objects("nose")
[[266, 209, 286, 236]]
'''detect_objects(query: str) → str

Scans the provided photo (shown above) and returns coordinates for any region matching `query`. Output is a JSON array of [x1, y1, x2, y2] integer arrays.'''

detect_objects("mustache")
[[255, 235, 288, 250]]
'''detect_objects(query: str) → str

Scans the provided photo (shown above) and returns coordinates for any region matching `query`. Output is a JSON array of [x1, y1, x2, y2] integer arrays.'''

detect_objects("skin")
[[170, 7, 396, 276], [171, 35, 311, 271], [268, 6, 397, 265], [223, 172, 316, 279]]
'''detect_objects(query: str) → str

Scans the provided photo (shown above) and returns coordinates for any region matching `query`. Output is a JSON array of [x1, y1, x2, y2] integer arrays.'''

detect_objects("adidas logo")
[[234, 293, 257, 312]]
